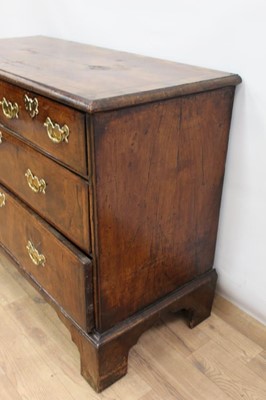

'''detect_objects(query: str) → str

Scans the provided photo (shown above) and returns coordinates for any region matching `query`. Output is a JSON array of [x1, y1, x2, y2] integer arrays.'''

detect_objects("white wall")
[[1, 0, 265, 324]]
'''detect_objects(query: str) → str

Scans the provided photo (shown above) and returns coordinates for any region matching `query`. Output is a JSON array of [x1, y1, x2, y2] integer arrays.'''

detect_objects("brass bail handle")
[[0, 97, 19, 119], [0, 192, 6, 208], [44, 117, 69, 144], [26, 240, 46, 267], [25, 169, 46, 194]]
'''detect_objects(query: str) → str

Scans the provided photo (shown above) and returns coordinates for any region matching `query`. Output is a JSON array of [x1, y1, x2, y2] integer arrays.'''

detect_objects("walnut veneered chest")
[[0, 36, 241, 392]]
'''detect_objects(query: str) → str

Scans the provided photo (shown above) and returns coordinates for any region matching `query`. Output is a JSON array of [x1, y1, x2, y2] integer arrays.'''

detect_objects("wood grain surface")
[[92, 87, 235, 331], [0, 36, 241, 112]]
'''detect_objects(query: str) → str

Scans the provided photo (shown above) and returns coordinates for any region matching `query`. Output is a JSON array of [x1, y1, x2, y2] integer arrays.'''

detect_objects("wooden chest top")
[[0, 36, 241, 112]]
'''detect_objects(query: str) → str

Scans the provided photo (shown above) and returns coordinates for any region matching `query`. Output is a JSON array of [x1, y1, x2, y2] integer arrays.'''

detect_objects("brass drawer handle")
[[0, 131, 3, 144], [26, 240, 46, 267], [0, 97, 19, 119], [25, 169, 46, 194], [0, 192, 6, 207], [24, 94, 39, 118], [44, 117, 69, 144]]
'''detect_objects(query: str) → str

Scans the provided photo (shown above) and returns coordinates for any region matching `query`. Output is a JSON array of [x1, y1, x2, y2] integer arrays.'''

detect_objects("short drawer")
[[0, 128, 90, 253], [0, 185, 94, 331], [0, 80, 87, 175]]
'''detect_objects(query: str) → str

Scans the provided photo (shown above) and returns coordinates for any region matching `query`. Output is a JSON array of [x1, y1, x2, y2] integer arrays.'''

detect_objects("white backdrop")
[[1, 0, 265, 324]]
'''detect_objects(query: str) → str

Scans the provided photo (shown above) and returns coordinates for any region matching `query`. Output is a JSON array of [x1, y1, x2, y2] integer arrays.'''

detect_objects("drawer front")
[[0, 80, 87, 175], [0, 185, 93, 331], [0, 128, 90, 253]]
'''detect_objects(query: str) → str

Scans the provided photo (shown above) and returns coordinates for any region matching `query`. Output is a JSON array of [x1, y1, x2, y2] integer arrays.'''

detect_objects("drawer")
[[0, 185, 94, 331], [0, 80, 87, 175], [0, 128, 90, 253]]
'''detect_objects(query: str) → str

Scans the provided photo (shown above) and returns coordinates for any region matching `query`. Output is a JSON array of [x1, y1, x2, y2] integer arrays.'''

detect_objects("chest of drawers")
[[0, 36, 241, 392]]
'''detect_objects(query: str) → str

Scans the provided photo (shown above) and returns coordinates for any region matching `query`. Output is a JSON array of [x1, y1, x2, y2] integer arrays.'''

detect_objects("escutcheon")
[[24, 94, 39, 118]]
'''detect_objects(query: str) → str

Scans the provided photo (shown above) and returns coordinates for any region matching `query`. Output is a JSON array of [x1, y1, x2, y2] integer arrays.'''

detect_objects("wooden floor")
[[0, 251, 265, 400]]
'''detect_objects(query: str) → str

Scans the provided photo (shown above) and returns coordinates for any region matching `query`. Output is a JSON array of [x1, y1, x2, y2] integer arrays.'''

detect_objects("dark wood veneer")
[[0, 36, 241, 112], [92, 87, 235, 331]]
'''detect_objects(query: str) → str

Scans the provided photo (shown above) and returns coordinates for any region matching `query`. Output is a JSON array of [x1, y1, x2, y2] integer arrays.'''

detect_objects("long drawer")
[[0, 185, 93, 331], [0, 80, 87, 175], [0, 128, 90, 253]]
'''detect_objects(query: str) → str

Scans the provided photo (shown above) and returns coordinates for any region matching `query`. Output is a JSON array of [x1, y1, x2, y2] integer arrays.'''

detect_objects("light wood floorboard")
[[0, 252, 265, 400]]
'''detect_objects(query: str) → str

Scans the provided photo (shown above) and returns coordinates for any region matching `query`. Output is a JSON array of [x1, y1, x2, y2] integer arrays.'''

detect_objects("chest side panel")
[[93, 87, 235, 331]]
